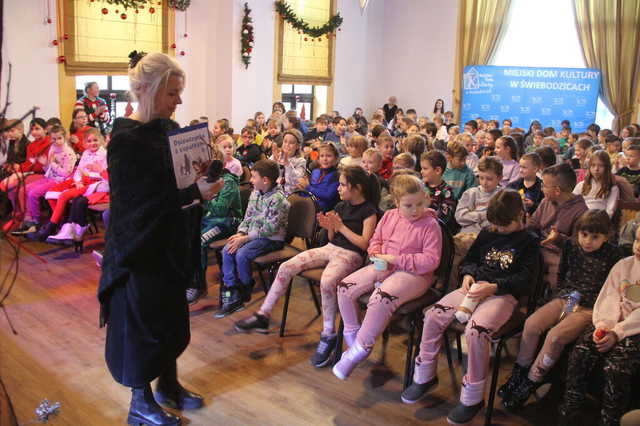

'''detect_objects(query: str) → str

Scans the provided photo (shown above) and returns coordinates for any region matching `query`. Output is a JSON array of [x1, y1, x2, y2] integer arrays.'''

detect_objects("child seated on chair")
[[332, 174, 442, 380], [297, 143, 340, 212], [499, 210, 622, 409], [401, 189, 540, 425], [420, 150, 457, 232], [558, 226, 640, 426], [217, 159, 290, 318], [185, 144, 243, 305], [528, 163, 588, 289], [234, 166, 379, 368]]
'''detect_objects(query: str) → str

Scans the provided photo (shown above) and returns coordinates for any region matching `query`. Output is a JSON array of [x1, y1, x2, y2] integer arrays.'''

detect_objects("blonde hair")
[[390, 173, 425, 200], [347, 135, 368, 155], [216, 133, 234, 149], [393, 152, 416, 169], [84, 127, 105, 145], [128, 52, 185, 123], [363, 148, 382, 164]]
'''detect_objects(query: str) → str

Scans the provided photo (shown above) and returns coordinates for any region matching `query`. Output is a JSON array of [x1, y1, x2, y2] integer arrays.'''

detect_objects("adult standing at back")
[[98, 51, 222, 426], [383, 96, 398, 124], [75, 81, 110, 134]]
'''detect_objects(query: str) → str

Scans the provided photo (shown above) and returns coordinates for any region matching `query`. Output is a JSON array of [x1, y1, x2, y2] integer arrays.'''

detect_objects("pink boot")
[[332, 341, 371, 380], [343, 328, 359, 348]]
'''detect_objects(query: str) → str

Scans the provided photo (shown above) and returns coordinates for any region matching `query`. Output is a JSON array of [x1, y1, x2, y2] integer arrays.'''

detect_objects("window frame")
[[276, 0, 336, 85], [62, 0, 172, 75], [281, 85, 315, 118]]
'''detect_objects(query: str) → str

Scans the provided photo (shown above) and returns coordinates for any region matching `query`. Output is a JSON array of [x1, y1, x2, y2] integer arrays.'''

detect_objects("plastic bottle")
[[455, 283, 481, 323], [560, 290, 581, 320]]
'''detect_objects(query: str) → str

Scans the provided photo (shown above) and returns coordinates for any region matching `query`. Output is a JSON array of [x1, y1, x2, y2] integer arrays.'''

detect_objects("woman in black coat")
[[98, 52, 221, 426]]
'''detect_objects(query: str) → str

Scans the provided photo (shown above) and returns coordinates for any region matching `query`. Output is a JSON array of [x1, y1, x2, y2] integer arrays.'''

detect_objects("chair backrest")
[[241, 166, 252, 184], [285, 190, 319, 246], [524, 251, 545, 315], [433, 218, 455, 293], [239, 182, 253, 214]]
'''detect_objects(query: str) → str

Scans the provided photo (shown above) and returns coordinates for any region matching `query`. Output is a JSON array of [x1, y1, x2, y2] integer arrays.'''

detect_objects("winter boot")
[[332, 341, 371, 380]]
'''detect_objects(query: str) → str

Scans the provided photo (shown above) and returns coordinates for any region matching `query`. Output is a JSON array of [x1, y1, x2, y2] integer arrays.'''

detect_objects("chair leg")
[[404, 318, 416, 389], [443, 330, 454, 370], [257, 266, 269, 294], [456, 333, 463, 364], [279, 283, 293, 337], [307, 280, 321, 316], [485, 338, 505, 426], [333, 319, 344, 365]]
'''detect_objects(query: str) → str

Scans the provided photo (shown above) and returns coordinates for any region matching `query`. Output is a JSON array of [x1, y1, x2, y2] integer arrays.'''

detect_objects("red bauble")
[[135, 9, 139, 13], [52, 39, 59, 46], [247, 48, 252, 53], [338, 28, 341, 31], [158, 1, 162, 4], [101, 8, 108, 14], [57, 55, 66, 63], [46, 18, 52, 24], [171, 43, 176, 49], [149, 7, 155, 13], [121, 13, 127, 19], [63, 33, 69, 40], [183, 33, 188, 38], [180, 50, 186, 56], [304, 37, 308, 41]]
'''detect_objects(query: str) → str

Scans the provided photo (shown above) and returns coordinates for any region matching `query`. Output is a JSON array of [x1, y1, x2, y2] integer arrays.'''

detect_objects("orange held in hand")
[[595, 328, 607, 340]]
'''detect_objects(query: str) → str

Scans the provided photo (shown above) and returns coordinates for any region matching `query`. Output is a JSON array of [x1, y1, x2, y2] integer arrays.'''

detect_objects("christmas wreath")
[[241, 3, 254, 69], [274, 0, 342, 39]]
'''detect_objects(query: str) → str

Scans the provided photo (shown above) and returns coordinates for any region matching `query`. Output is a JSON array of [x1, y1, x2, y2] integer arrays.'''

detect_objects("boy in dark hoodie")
[[528, 163, 588, 288]]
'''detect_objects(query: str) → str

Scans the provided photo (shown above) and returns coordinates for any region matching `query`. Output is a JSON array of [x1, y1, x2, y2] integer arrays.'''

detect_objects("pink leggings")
[[416, 289, 517, 404], [337, 264, 432, 349], [259, 243, 363, 335]]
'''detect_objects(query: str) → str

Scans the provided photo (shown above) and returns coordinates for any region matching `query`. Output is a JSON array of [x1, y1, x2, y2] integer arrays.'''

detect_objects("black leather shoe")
[[127, 385, 181, 426], [155, 384, 204, 410]]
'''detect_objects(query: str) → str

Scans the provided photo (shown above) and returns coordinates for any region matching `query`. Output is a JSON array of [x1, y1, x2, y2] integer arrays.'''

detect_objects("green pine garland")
[[168, 0, 190, 10], [102, 0, 151, 10], [274, 0, 343, 39], [241, 3, 254, 69]]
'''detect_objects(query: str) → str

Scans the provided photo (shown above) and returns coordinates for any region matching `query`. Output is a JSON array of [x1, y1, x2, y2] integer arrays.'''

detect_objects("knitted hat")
[[282, 128, 303, 145]]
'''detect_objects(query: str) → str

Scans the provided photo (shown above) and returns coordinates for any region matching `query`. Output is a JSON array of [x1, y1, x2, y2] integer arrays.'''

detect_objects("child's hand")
[[75, 181, 85, 189], [375, 254, 396, 265], [316, 213, 334, 231], [541, 226, 559, 248], [297, 177, 309, 189], [461, 274, 475, 294], [226, 234, 248, 254], [327, 211, 344, 232], [467, 281, 497, 301], [594, 329, 618, 353]]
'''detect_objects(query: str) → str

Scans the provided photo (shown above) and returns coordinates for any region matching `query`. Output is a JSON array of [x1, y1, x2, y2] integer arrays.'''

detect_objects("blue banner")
[[461, 65, 601, 133]]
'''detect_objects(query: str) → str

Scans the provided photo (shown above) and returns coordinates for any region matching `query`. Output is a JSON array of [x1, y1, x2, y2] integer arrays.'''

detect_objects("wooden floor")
[[0, 234, 593, 426]]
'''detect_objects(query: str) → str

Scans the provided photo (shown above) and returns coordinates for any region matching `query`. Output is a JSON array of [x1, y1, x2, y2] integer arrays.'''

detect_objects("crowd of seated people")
[[2, 93, 640, 425]]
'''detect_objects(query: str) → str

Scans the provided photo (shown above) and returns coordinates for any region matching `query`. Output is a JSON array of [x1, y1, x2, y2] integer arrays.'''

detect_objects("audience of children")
[[5, 104, 640, 426]]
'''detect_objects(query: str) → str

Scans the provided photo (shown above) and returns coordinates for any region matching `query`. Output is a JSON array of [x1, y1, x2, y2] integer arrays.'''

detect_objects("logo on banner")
[[463, 67, 494, 93]]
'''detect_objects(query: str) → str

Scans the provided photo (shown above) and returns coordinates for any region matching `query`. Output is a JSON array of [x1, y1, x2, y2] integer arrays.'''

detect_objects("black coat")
[[98, 118, 202, 387]]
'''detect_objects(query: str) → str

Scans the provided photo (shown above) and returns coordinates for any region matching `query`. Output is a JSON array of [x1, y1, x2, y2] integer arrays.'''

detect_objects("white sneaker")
[[92, 250, 103, 268], [46, 223, 75, 245]]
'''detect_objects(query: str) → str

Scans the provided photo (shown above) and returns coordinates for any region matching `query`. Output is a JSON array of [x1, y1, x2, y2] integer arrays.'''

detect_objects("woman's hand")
[[461, 274, 475, 294], [467, 281, 497, 301], [196, 176, 223, 201]]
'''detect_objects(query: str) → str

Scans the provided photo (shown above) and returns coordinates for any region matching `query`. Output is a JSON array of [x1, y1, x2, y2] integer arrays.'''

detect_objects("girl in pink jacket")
[[333, 172, 442, 380]]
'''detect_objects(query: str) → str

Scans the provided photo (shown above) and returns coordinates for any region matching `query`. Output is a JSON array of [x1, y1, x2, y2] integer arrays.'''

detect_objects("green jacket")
[[203, 172, 242, 220]]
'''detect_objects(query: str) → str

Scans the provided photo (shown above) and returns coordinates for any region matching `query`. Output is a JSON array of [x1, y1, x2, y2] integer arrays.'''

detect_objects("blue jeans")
[[221, 238, 283, 287]]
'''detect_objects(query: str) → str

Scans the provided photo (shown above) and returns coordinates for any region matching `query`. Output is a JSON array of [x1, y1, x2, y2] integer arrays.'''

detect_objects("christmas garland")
[[168, 0, 190, 10], [241, 3, 254, 69], [100, 0, 150, 9], [274, 0, 343, 39]]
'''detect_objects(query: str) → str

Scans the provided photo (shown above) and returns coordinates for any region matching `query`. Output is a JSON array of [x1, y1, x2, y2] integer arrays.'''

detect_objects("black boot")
[[127, 384, 181, 426], [241, 279, 256, 303], [214, 285, 245, 318], [502, 374, 538, 410], [155, 362, 204, 411], [498, 363, 528, 399], [26, 221, 57, 242]]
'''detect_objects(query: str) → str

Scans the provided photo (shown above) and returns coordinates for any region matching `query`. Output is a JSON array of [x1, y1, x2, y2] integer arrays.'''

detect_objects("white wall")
[[377, 0, 458, 117], [1, 0, 60, 122]]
